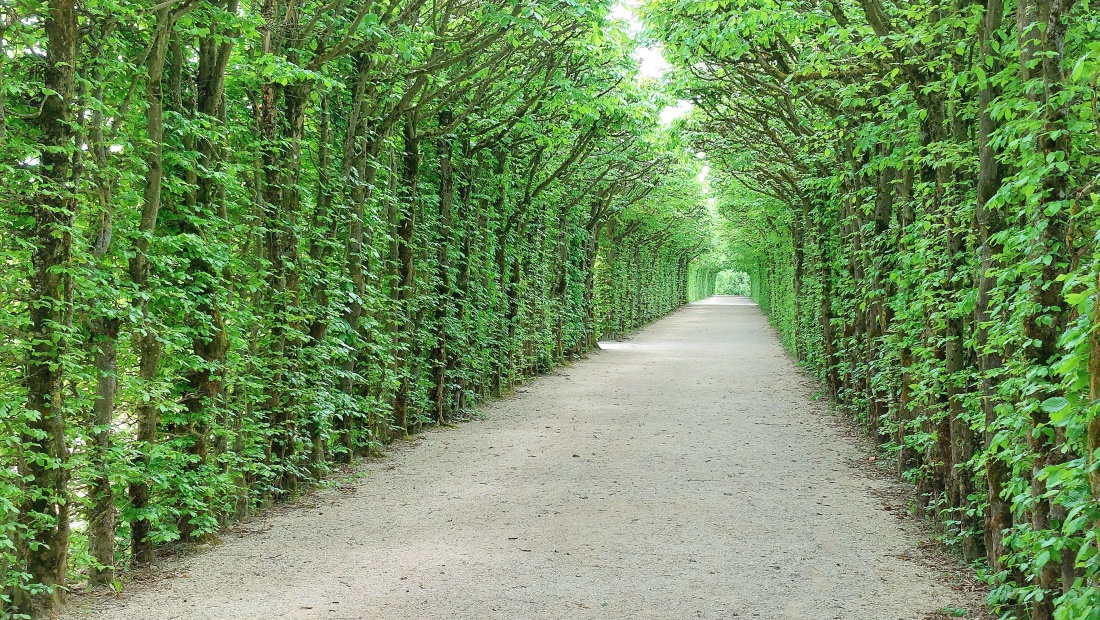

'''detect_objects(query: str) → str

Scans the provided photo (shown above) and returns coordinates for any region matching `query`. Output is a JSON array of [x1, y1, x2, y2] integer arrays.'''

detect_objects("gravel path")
[[68, 296, 970, 620]]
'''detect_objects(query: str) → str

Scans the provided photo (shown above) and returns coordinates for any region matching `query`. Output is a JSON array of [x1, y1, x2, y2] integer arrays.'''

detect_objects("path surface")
[[70, 296, 967, 620]]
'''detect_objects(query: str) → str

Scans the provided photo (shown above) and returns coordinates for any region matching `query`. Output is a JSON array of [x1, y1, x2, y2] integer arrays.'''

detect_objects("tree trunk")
[[87, 316, 118, 583], [393, 113, 421, 433], [975, 0, 1011, 575], [429, 118, 456, 424], [866, 161, 894, 441], [128, 10, 172, 566], [175, 6, 236, 540], [16, 1, 78, 611], [337, 54, 378, 460], [84, 61, 118, 585], [1018, 1, 1078, 615]]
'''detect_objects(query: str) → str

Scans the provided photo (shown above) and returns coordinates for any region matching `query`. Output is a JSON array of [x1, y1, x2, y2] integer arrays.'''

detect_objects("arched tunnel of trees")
[[4, 0, 1100, 618]]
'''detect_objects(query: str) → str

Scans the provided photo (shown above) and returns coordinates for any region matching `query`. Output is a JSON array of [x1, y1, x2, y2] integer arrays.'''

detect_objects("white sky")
[[608, 0, 669, 79], [660, 99, 692, 124], [609, 1, 643, 34], [609, 1, 692, 125]]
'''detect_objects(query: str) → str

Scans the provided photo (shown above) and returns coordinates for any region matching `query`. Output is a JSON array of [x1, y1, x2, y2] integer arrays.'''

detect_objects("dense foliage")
[[644, 0, 1100, 617], [0, 0, 712, 615]]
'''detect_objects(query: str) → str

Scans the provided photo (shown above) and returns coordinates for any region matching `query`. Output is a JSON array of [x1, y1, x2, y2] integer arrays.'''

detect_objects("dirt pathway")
[[69, 296, 973, 620]]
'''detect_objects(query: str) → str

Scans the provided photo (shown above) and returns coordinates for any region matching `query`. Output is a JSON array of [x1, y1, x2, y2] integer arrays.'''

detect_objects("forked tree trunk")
[[84, 62, 119, 584]]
